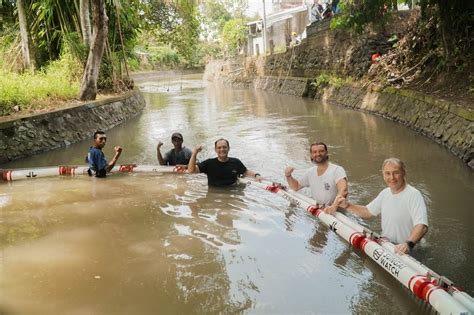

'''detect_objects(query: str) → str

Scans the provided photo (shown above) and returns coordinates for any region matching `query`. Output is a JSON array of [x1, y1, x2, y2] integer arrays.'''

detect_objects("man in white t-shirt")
[[285, 142, 348, 214], [336, 158, 429, 254]]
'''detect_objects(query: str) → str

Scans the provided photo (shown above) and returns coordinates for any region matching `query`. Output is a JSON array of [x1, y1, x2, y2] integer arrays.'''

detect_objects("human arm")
[[284, 166, 303, 191], [394, 224, 429, 254], [105, 146, 122, 172], [187, 144, 202, 173], [323, 177, 348, 214], [243, 169, 263, 182], [335, 195, 373, 219], [157, 142, 166, 165]]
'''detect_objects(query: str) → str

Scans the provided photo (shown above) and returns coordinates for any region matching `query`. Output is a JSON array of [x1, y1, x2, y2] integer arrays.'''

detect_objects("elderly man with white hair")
[[335, 158, 428, 254]]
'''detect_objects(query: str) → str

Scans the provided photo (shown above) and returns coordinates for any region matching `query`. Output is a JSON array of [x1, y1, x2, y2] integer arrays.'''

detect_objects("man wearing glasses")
[[157, 132, 193, 166], [87, 130, 123, 177]]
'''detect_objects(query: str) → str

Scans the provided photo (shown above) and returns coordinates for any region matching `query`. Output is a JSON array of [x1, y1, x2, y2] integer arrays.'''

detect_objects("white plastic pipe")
[[239, 178, 473, 314]]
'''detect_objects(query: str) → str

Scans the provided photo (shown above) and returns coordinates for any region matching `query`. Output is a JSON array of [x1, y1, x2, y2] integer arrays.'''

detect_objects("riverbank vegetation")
[[0, 47, 81, 116], [0, 0, 252, 115], [332, 0, 474, 104], [0, 0, 249, 117]]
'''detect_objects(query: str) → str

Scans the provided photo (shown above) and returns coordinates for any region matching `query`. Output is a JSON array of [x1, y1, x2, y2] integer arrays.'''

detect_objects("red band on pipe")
[[266, 185, 279, 193], [59, 165, 78, 176], [2, 170, 12, 181], [350, 232, 366, 250], [306, 206, 320, 216], [119, 164, 137, 173], [411, 275, 436, 301], [173, 166, 185, 173], [361, 238, 369, 251], [408, 275, 421, 292], [422, 283, 441, 303]]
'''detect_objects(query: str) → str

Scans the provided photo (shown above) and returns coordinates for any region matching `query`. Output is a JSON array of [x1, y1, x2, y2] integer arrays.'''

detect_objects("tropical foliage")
[[331, 0, 474, 68], [0, 0, 251, 112], [142, 0, 201, 67], [0, 47, 81, 115], [221, 19, 247, 53]]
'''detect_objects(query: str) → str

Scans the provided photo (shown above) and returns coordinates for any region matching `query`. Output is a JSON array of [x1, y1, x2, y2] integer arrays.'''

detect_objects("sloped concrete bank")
[[320, 83, 473, 169], [0, 90, 145, 164], [256, 75, 473, 169], [206, 62, 473, 169]]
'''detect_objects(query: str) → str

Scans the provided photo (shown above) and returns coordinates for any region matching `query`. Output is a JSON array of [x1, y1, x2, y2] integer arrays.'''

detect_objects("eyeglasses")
[[172, 138, 182, 141]]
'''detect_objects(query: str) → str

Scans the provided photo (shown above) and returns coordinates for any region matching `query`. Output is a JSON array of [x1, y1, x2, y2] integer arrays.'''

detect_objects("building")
[[247, 5, 309, 56]]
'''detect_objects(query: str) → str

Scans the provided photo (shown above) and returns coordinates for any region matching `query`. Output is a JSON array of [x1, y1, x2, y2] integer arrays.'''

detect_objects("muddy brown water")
[[1, 74, 473, 314]]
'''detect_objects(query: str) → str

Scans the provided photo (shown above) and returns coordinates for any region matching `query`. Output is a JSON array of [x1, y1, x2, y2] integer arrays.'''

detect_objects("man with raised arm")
[[187, 138, 262, 186], [157, 132, 192, 166], [87, 130, 122, 177], [335, 158, 428, 254], [285, 142, 348, 214]]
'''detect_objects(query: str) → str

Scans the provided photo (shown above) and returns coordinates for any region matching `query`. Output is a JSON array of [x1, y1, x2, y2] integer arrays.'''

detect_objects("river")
[[0, 73, 473, 314]]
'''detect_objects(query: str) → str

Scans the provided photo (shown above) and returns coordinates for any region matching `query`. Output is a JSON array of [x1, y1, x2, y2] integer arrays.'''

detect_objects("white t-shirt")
[[367, 184, 428, 244], [299, 162, 347, 206]]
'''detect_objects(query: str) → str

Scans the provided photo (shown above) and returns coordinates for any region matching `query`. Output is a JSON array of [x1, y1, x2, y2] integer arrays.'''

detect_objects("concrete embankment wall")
[[0, 90, 145, 164]]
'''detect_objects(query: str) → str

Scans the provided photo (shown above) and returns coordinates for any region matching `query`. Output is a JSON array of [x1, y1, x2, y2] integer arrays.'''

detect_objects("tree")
[[1, 0, 15, 31], [80, 0, 91, 48], [222, 0, 247, 19], [221, 18, 246, 54], [200, 0, 232, 40], [332, 0, 473, 68], [17, 0, 36, 71], [79, 0, 108, 100], [145, 0, 201, 66]]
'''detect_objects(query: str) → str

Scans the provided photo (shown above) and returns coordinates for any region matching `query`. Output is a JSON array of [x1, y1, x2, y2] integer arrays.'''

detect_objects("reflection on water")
[[1, 74, 473, 313]]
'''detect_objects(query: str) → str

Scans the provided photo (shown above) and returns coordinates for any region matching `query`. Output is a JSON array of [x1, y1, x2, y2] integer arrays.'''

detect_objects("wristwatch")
[[406, 241, 415, 250]]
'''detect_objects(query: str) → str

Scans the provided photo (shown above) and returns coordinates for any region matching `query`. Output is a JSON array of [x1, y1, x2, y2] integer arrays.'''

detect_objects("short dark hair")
[[214, 138, 230, 148], [94, 130, 105, 139], [310, 142, 327, 152]]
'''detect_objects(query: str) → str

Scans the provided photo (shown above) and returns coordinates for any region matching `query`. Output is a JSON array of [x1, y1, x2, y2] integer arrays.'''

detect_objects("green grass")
[[310, 72, 353, 90], [0, 51, 82, 116]]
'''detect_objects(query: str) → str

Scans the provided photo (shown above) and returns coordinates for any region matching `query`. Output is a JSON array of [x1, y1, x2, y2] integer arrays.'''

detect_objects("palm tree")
[[17, 0, 36, 71], [79, 0, 108, 100], [80, 0, 92, 48]]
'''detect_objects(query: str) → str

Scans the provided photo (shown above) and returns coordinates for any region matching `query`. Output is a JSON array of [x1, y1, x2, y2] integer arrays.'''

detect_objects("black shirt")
[[198, 157, 247, 186]]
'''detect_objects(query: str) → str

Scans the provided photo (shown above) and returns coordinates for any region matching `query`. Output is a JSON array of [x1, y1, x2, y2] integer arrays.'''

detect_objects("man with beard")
[[86, 130, 122, 177], [187, 138, 262, 186], [335, 158, 428, 254], [285, 142, 348, 214]]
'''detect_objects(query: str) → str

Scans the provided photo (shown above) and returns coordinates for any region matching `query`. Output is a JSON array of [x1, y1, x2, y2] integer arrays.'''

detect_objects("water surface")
[[1, 74, 473, 314]]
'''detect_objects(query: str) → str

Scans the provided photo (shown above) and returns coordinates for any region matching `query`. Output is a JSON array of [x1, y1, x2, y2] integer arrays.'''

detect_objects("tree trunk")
[[79, 0, 91, 47], [17, 0, 35, 71], [79, 0, 108, 101]]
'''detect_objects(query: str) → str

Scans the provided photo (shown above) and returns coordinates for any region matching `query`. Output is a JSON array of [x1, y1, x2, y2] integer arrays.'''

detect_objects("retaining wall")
[[0, 90, 145, 164], [205, 62, 473, 169]]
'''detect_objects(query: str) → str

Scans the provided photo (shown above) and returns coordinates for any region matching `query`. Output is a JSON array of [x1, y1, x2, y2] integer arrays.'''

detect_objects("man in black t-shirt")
[[187, 138, 262, 186]]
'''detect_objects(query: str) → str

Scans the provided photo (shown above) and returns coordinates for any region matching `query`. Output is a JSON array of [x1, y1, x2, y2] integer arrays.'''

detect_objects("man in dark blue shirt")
[[187, 138, 262, 186], [87, 130, 122, 177]]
